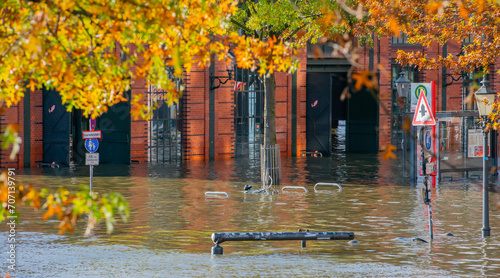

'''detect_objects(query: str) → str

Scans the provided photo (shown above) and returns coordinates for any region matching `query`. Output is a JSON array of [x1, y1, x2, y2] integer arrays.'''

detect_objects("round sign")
[[85, 139, 99, 153], [414, 85, 428, 100], [424, 130, 432, 150]]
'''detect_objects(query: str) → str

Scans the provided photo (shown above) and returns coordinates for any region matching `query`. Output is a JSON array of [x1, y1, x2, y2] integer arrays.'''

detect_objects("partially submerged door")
[[306, 73, 331, 155], [97, 93, 131, 164], [43, 89, 70, 166]]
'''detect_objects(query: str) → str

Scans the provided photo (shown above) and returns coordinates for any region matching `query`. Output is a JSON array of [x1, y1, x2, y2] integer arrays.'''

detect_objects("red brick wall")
[[182, 63, 209, 160], [0, 91, 45, 168], [359, 35, 469, 150], [296, 47, 307, 156], [0, 103, 21, 168], [179, 48, 307, 160], [30, 91, 44, 166], [130, 77, 148, 163], [213, 60, 235, 159]]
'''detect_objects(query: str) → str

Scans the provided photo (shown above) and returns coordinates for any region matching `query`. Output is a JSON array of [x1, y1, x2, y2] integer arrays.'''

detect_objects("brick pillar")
[[130, 77, 148, 163]]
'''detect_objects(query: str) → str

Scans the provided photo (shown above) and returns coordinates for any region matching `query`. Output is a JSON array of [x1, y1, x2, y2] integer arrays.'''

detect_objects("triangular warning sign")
[[412, 91, 436, 126]]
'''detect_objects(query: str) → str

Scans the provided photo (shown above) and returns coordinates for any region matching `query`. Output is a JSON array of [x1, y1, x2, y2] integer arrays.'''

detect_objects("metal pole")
[[482, 127, 491, 237], [90, 165, 93, 193], [428, 194, 433, 240], [402, 113, 405, 182]]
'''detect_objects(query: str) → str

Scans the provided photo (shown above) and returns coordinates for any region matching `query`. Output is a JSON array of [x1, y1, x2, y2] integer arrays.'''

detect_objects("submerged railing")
[[211, 231, 355, 254]]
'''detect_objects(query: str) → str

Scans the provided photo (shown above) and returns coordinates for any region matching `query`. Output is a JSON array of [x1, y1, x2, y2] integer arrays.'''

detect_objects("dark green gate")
[[97, 93, 131, 164], [43, 89, 70, 166], [306, 73, 332, 155]]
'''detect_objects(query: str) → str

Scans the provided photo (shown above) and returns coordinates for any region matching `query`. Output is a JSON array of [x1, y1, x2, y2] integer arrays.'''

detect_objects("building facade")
[[1, 37, 494, 168]]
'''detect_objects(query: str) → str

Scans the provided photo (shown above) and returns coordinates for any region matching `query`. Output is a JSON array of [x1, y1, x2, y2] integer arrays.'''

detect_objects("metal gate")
[[148, 89, 182, 163], [43, 88, 70, 166], [98, 92, 131, 164], [234, 67, 264, 159]]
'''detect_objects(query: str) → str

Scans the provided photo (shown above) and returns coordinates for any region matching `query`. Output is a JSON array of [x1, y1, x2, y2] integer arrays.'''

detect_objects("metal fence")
[[148, 88, 182, 163], [234, 67, 264, 159], [260, 144, 281, 187]]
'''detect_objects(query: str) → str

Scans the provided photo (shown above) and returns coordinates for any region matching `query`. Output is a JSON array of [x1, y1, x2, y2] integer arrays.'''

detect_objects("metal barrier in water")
[[205, 192, 230, 198], [37, 163, 60, 168], [211, 231, 355, 254], [301, 151, 323, 157], [281, 186, 308, 193], [314, 183, 342, 192]]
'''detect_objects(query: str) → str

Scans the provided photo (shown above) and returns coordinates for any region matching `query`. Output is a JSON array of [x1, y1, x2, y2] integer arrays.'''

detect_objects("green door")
[[43, 89, 70, 166], [97, 94, 131, 164], [346, 86, 379, 153]]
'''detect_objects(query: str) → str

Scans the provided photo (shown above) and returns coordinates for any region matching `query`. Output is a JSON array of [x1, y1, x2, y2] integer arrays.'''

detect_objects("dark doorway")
[[346, 84, 379, 153], [43, 89, 70, 166], [306, 73, 348, 155], [71, 109, 86, 165], [97, 92, 131, 164]]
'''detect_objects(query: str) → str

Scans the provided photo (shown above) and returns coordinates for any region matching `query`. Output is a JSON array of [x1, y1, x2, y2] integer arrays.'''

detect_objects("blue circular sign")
[[85, 139, 99, 153], [424, 130, 432, 150]]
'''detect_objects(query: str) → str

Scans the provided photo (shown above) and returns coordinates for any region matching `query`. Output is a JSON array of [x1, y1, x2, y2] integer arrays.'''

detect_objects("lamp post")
[[474, 76, 496, 237], [395, 70, 411, 180]]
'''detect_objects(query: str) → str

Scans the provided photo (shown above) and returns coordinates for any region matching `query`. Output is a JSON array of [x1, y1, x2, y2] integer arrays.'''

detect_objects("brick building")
[[0, 37, 491, 168]]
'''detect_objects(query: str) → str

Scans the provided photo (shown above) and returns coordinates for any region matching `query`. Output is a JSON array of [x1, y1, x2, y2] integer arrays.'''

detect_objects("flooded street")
[[3, 154, 500, 277]]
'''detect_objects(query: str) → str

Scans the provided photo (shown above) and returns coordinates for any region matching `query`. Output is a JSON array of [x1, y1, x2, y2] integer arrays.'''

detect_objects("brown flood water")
[[3, 154, 500, 277]]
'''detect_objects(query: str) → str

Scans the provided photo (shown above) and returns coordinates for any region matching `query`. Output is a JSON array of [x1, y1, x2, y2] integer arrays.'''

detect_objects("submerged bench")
[[211, 231, 355, 254]]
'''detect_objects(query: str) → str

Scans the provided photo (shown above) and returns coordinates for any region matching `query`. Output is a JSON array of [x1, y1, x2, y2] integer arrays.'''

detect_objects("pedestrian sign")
[[85, 139, 99, 153], [412, 91, 436, 126]]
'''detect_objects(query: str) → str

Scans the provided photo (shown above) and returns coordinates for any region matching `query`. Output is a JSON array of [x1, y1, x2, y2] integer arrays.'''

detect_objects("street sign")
[[424, 130, 432, 150], [83, 130, 101, 139], [412, 91, 436, 126], [90, 118, 96, 131], [85, 139, 99, 153], [410, 83, 432, 112], [86, 153, 99, 165]]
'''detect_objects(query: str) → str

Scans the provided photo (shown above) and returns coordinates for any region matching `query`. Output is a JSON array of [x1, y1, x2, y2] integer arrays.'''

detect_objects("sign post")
[[85, 118, 100, 192], [412, 81, 436, 241]]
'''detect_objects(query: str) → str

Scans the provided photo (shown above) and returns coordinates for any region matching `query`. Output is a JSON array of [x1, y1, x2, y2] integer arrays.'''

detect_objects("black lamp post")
[[474, 76, 496, 237], [395, 70, 411, 179]]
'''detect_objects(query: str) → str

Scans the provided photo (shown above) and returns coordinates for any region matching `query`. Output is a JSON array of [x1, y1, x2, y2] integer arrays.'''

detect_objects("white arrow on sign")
[[412, 91, 436, 126]]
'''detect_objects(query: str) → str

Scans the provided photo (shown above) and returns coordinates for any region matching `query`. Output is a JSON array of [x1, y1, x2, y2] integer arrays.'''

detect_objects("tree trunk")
[[261, 73, 280, 192], [264, 74, 276, 148]]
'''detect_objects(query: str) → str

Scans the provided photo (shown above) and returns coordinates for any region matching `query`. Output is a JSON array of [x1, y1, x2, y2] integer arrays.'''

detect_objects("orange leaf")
[[382, 144, 397, 160], [42, 205, 54, 220]]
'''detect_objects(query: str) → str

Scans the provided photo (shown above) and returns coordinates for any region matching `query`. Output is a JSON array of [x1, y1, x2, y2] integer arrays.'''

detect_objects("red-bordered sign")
[[90, 118, 96, 131], [83, 130, 102, 139], [412, 91, 436, 126]]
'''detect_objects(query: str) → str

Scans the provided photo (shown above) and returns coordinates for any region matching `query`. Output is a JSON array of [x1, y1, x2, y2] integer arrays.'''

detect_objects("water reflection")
[[3, 155, 500, 277]]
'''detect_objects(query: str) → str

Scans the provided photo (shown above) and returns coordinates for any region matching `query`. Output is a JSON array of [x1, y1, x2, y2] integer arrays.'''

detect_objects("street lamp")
[[474, 76, 496, 237], [395, 70, 411, 100], [395, 70, 412, 180]]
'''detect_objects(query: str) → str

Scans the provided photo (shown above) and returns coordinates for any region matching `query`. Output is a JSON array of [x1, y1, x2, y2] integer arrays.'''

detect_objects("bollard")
[[211, 231, 354, 254], [211, 244, 223, 255]]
